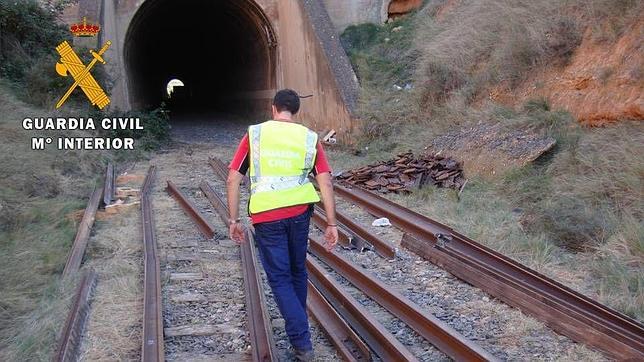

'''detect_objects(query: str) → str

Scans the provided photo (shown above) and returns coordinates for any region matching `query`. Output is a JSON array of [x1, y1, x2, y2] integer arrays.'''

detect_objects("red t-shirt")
[[229, 133, 332, 224]]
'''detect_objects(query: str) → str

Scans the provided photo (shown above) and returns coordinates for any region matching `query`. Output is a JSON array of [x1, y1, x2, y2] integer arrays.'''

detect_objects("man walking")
[[226, 89, 339, 361]]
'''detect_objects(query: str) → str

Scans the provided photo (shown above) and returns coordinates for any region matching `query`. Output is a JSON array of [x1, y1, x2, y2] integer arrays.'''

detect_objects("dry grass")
[[79, 206, 143, 361], [0, 82, 104, 360], [344, 0, 641, 134], [414, 0, 581, 111], [412, 0, 642, 113]]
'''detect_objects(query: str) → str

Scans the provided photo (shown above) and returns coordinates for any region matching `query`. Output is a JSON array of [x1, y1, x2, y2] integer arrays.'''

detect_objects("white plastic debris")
[[372, 217, 392, 227]]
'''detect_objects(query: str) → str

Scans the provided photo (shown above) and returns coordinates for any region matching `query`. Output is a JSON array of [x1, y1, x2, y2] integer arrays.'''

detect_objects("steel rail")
[[199, 180, 276, 362], [166, 180, 216, 239], [307, 281, 371, 361], [54, 269, 97, 362], [307, 257, 419, 362], [309, 235, 497, 361], [209, 157, 249, 186], [141, 166, 164, 362], [315, 204, 395, 259], [335, 182, 644, 360], [402, 233, 644, 360], [103, 162, 115, 206], [63, 184, 103, 277], [208, 158, 228, 182]]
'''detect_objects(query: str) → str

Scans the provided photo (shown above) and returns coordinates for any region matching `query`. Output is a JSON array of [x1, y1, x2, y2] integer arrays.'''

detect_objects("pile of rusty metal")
[[336, 152, 465, 193]]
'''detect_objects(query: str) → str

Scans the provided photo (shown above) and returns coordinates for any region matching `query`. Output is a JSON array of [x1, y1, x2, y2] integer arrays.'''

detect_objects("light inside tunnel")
[[124, 0, 276, 117], [166, 79, 184, 98]]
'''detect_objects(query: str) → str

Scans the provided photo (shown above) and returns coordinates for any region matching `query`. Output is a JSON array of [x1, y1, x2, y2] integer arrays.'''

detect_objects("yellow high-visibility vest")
[[248, 120, 320, 214]]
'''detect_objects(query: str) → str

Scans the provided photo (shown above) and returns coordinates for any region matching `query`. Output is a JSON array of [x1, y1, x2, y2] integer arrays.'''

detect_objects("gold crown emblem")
[[70, 17, 100, 37]]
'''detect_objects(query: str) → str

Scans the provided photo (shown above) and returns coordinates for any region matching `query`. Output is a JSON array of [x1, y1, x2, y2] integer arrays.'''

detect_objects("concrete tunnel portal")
[[124, 0, 277, 118]]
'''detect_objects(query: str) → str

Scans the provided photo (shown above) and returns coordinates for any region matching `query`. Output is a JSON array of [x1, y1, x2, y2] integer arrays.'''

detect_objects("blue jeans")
[[254, 206, 313, 351]]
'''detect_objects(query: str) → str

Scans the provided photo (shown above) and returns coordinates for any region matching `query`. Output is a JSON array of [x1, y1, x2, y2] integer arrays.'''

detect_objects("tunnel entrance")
[[124, 0, 277, 119]]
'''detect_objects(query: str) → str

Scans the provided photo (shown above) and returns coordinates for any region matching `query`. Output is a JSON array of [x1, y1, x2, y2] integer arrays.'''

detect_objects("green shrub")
[[341, 23, 382, 53], [93, 106, 171, 151], [341, 18, 421, 138], [523, 98, 550, 113], [0, 0, 108, 108], [0, 0, 66, 79], [342, 19, 418, 86]]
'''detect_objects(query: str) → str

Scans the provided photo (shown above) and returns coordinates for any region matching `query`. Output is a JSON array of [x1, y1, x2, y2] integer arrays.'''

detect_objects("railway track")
[[54, 269, 98, 361], [141, 152, 337, 361], [67, 149, 641, 361], [199, 180, 277, 361], [157, 178, 250, 361], [207, 157, 493, 361], [330, 182, 644, 360], [212, 156, 643, 360]]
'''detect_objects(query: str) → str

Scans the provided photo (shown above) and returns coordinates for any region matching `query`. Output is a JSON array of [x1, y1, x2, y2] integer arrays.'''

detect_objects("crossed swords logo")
[[55, 40, 111, 109]]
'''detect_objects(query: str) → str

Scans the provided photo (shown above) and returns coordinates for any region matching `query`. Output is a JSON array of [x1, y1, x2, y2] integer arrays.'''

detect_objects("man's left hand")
[[324, 225, 338, 251], [229, 222, 245, 244]]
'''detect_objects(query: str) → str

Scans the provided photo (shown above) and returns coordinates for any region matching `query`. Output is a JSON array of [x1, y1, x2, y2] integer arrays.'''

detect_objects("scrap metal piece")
[[166, 180, 215, 239], [141, 166, 164, 362], [54, 269, 98, 362], [63, 185, 102, 277], [103, 162, 115, 206]]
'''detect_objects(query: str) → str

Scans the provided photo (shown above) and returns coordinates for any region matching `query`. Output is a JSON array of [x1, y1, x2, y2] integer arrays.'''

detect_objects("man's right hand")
[[229, 222, 245, 244], [324, 225, 338, 251]]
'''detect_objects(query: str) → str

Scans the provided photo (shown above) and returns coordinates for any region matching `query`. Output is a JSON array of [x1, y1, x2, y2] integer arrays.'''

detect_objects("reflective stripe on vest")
[[248, 121, 320, 214]]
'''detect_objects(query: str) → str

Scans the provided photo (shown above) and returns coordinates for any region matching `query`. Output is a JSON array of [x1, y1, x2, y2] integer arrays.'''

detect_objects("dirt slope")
[[492, 17, 643, 125]]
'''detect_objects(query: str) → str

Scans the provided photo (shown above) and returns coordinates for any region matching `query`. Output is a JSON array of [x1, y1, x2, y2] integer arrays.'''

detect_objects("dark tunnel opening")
[[124, 0, 276, 120]]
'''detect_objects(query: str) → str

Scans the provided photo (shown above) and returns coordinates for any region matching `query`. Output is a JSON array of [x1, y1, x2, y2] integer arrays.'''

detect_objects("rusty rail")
[[208, 158, 228, 182], [166, 180, 216, 239], [309, 235, 497, 361], [141, 166, 164, 362], [334, 182, 644, 360], [209, 157, 249, 186], [307, 281, 371, 361], [199, 180, 276, 362], [63, 184, 103, 277], [307, 257, 418, 361], [103, 162, 115, 206], [54, 269, 97, 362]]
